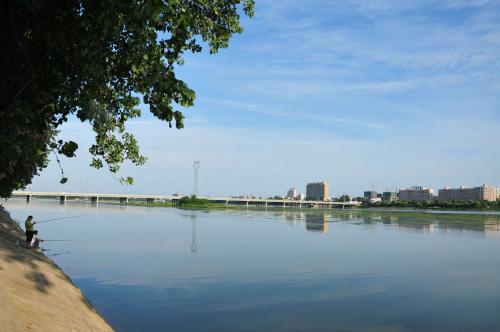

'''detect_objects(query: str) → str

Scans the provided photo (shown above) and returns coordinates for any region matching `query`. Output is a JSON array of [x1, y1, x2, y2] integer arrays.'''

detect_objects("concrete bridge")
[[12, 191, 361, 209]]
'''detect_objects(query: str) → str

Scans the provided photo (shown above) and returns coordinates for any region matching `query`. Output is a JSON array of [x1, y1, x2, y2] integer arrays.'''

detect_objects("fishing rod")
[[40, 239, 90, 242], [37, 213, 94, 224]]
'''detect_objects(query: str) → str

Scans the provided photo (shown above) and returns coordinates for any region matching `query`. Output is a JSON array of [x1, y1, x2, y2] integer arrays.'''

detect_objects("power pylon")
[[193, 161, 200, 196]]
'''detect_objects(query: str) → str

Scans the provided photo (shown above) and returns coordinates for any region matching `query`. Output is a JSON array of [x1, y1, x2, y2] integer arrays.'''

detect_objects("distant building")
[[364, 191, 378, 200], [287, 187, 298, 199], [438, 185, 499, 202], [297, 193, 305, 201], [369, 197, 382, 203], [382, 192, 398, 202], [399, 186, 434, 201], [306, 182, 330, 201], [234, 195, 256, 199]]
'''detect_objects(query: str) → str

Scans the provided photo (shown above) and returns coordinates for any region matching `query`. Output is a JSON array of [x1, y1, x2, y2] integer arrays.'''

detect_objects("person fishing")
[[22, 213, 93, 249], [25, 215, 37, 249]]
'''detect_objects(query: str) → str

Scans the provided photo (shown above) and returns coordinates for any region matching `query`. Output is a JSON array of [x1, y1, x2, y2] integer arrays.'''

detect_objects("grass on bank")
[[127, 196, 239, 210], [362, 199, 500, 211]]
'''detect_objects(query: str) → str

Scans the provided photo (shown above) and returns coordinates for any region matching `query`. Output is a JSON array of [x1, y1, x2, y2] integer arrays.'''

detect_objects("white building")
[[399, 186, 434, 202], [287, 187, 298, 199], [438, 185, 499, 202]]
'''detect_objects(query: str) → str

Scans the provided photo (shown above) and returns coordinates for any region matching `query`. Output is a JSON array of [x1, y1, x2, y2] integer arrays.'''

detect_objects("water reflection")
[[305, 214, 329, 233], [263, 209, 500, 238], [484, 223, 500, 239], [190, 214, 198, 254]]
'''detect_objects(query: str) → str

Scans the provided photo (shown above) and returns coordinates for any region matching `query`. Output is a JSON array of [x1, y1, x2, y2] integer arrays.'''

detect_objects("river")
[[6, 199, 500, 332]]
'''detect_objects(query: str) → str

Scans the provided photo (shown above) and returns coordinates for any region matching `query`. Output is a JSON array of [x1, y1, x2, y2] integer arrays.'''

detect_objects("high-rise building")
[[306, 182, 329, 201], [382, 192, 398, 202], [438, 185, 499, 202], [364, 191, 378, 200], [286, 187, 298, 199], [399, 186, 434, 201]]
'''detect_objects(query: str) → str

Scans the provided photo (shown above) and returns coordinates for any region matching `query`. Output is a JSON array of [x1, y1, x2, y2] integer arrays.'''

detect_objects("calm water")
[[6, 199, 500, 332]]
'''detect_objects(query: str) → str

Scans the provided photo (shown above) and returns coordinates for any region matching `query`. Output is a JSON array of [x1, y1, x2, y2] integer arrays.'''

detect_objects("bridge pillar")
[[91, 196, 99, 204], [26, 195, 31, 203], [246, 201, 249, 208], [59, 196, 66, 204], [225, 200, 228, 206], [146, 198, 154, 204], [120, 197, 128, 205]]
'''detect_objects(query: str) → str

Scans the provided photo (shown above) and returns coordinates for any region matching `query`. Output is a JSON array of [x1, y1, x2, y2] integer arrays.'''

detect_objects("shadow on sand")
[[0, 209, 55, 293]]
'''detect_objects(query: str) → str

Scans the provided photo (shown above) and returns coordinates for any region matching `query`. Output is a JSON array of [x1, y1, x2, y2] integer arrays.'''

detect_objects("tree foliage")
[[178, 195, 210, 206], [338, 194, 351, 202], [0, 0, 254, 197]]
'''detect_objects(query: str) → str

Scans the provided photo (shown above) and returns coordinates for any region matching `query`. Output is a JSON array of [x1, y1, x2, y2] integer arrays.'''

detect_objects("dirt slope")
[[0, 207, 113, 332]]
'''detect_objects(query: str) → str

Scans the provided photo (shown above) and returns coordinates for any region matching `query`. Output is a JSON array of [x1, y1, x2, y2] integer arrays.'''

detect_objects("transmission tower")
[[192, 161, 200, 196]]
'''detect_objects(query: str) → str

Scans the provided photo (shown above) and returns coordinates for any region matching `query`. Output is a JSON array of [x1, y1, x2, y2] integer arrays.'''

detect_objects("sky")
[[28, 0, 500, 198]]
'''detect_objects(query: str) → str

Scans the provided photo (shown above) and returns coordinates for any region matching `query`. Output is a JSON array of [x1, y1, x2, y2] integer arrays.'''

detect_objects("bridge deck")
[[12, 191, 361, 206]]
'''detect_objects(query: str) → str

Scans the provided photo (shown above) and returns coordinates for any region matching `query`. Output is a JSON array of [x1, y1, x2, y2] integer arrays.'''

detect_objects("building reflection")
[[484, 223, 500, 239], [329, 211, 500, 238], [305, 214, 329, 234], [282, 211, 306, 226]]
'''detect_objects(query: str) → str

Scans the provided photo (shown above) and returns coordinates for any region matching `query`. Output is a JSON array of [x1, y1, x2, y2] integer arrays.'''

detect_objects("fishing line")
[[41, 239, 90, 243], [47, 248, 87, 257], [40, 239, 90, 243], [37, 214, 94, 224]]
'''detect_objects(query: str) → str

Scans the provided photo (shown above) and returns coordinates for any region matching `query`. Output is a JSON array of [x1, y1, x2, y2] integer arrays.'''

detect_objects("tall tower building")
[[306, 182, 330, 201]]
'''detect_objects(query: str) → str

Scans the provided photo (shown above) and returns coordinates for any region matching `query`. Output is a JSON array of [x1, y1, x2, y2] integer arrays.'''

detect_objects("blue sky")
[[28, 0, 500, 197]]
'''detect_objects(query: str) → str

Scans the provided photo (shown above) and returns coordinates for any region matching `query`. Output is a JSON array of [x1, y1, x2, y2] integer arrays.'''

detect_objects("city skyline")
[[24, 0, 500, 197], [20, 175, 500, 202]]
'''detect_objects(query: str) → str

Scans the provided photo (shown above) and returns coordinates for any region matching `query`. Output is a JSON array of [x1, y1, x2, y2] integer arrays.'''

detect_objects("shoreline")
[[7, 196, 500, 214], [125, 201, 500, 214], [109, 200, 500, 213], [0, 206, 113, 331]]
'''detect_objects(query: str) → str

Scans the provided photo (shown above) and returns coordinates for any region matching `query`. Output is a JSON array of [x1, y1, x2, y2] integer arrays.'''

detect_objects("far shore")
[[6, 196, 500, 215], [127, 201, 500, 214]]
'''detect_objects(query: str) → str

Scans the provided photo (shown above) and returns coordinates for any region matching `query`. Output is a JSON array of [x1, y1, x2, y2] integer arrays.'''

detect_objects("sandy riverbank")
[[0, 206, 113, 331]]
